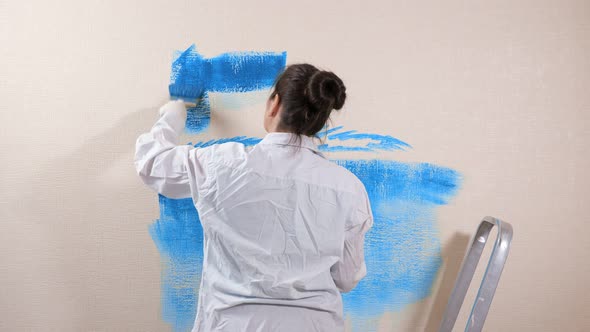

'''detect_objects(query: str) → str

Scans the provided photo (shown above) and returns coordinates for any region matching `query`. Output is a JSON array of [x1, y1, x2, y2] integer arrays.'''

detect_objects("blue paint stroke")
[[149, 196, 203, 332], [169, 44, 286, 133], [170, 44, 287, 99], [150, 158, 461, 331], [151, 44, 461, 332], [188, 136, 262, 148], [320, 126, 412, 152], [184, 126, 411, 153], [335, 160, 461, 319], [168, 44, 287, 134], [185, 93, 211, 133]]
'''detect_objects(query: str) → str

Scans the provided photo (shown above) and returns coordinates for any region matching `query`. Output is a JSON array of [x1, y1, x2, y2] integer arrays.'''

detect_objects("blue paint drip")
[[169, 44, 287, 100], [149, 196, 204, 332], [150, 157, 461, 330]]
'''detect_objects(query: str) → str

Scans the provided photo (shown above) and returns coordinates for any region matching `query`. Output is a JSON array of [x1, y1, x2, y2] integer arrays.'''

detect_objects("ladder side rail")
[[439, 219, 495, 331], [464, 218, 513, 331]]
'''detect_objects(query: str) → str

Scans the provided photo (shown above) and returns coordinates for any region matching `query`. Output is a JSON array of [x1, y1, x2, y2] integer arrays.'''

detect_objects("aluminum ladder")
[[439, 216, 513, 332]]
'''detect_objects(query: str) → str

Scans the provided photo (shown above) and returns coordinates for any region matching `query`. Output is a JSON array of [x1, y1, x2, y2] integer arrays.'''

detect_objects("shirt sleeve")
[[134, 100, 209, 200], [330, 184, 374, 293]]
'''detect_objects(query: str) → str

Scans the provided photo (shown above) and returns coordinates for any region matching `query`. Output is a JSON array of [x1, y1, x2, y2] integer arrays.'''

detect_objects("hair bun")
[[305, 70, 346, 112]]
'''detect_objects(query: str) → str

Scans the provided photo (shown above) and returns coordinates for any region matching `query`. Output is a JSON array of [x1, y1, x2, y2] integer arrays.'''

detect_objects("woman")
[[135, 64, 374, 332]]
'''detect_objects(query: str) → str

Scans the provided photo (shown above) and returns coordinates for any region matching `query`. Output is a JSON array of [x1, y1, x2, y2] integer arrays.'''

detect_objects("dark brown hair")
[[269, 63, 346, 147]]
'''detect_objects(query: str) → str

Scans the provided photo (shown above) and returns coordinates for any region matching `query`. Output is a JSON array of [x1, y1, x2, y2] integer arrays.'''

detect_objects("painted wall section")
[[149, 45, 461, 331]]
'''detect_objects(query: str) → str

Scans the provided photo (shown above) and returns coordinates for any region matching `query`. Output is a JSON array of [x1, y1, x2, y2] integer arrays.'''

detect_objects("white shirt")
[[134, 100, 374, 332]]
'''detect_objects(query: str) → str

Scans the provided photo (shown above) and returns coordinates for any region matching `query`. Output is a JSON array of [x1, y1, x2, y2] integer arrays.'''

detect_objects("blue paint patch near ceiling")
[[168, 44, 286, 134], [169, 44, 286, 99]]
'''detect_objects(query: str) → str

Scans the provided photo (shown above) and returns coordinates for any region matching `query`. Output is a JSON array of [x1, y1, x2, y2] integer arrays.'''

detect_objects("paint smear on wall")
[[188, 126, 412, 153], [169, 44, 287, 133], [149, 197, 203, 331], [148, 45, 462, 332], [335, 160, 459, 319]]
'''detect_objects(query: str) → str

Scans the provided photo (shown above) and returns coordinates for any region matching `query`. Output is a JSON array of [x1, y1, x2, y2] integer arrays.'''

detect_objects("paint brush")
[[169, 97, 198, 108]]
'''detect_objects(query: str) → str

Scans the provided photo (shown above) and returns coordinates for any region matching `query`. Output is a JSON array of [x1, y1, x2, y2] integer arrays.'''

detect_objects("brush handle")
[[169, 97, 197, 108]]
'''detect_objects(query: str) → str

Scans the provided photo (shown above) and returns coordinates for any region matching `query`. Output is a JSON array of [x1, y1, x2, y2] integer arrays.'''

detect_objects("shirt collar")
[[258, 132, 327, 159]]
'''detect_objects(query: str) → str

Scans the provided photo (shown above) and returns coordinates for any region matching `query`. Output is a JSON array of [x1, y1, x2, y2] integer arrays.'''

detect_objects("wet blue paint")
[[189, 136, 262, 148], [335, 160, 461, 318], [321, 126, 412, 152], [184, 126, 411, 153], [185, 93, 211, 134], [150, 45, 462, 332], [169, 44, 286, 133], [169, 44, 286, 101], [149, 196, 203, 331]]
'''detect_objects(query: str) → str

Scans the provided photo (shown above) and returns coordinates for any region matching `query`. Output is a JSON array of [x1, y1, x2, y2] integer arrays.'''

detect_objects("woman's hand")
[[159, 99, 187, 116]]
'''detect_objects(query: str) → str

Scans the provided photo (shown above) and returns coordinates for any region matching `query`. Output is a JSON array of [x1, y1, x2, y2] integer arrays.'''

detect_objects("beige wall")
[[1, 0, 589, 331]]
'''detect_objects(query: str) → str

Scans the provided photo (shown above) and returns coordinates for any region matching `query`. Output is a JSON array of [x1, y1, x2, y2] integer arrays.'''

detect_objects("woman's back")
[[191, 133, 372, 332], [135, 63, 374, 331]]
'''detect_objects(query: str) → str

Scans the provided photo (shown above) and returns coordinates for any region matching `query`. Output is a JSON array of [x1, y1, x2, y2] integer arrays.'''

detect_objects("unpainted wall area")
[[1, 0, 589, 331]]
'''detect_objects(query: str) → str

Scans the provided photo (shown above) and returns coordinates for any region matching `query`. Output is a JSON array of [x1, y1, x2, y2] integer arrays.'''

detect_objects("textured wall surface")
[[1, 1, 589, 331]]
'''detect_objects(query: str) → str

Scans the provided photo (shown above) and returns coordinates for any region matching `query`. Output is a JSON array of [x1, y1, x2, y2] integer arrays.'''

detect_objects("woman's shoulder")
[[315, 159, 367, 196], [196, 141, 249, 165], [212, 141, 249, 153]]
